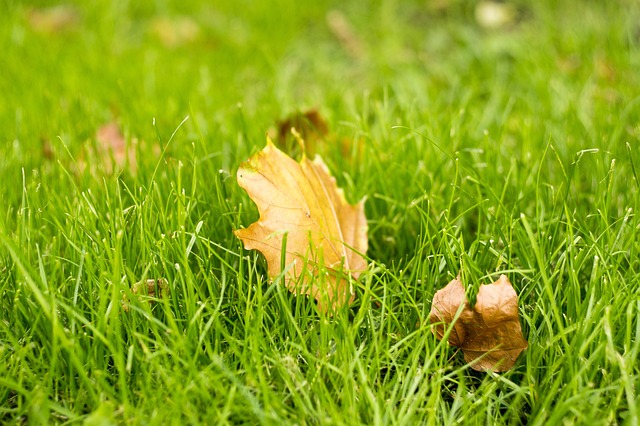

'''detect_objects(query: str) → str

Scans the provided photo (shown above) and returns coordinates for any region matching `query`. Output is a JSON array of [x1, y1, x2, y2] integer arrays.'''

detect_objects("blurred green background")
[[2, 0, 638, 156]]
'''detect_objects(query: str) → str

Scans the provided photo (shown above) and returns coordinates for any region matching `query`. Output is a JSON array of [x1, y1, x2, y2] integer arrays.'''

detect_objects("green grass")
[[1, 0, 639, 424]]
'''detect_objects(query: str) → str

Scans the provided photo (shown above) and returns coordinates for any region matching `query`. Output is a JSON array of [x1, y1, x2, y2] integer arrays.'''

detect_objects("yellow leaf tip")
[[266, 135, 275, 146]]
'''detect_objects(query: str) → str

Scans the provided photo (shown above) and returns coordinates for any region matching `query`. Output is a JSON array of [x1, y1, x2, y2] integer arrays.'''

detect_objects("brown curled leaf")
[[273, 109, 329, 158], [271, 108, 363, 161], [429, 274, 528, 372], [95, 122, 137, 174], [326, 10, 363, 58], [27, 5, 80, 34], [150, 16, 201, 48]]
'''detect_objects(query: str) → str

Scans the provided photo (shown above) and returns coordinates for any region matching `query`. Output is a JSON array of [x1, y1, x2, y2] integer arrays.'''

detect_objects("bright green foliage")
[[1, 0, 639, 424]]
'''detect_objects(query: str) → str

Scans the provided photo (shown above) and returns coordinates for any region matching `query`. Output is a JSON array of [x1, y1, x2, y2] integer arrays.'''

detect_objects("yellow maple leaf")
[[235, 139, 368, 312]]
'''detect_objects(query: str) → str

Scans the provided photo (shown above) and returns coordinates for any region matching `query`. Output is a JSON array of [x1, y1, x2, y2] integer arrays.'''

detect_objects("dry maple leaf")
[[95, 122, 137, 174], [73, 121, 160, 177], [429, 274, 528, 372], [271, 109, 329, 158], [27, 5, 80, 34], [271, 108, 363, 161], [326, 10, 364, 58], [234, 140, 368, 312], [150, 16, 201, 48]]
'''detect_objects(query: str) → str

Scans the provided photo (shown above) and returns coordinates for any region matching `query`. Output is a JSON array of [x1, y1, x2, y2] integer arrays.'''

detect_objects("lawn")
[[1, 0, 639, 424]]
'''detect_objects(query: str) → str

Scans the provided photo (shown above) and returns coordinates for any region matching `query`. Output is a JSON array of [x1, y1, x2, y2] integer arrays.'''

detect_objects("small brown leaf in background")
[[326, 10, 363, 58], [235, 140, 368, 312], [271, 108, 363, 161], [96, 122, 137, 174], [74, 121, 160, 177], [42, 138, 54, 160], [429, 274, 528, 372], [425, 0, 455, 14], [122, 278, 169, 312], [273, 109, 329, 157], [150, 16, 201, 48], [595, 55, 617, 82], [27, 5, 80, 34]]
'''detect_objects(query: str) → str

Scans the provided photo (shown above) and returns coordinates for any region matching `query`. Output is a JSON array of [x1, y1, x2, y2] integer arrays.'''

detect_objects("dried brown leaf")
[[429, 274, 528, 372], [272, 109, 363, 161], [273, 109, 329, 158], [73, 122, 160, 177], [95, 122, 137, 174], [27, 5, 80, 34], [235, 140, 368, 312], [42, 138, 54, 160], [150, 16, 201, 48], [326, 10, 363, 58]]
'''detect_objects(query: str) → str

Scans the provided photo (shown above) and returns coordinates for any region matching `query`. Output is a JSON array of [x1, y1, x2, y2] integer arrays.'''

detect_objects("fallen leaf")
[[595, 56, 616, 82], [27, 5, 80, 34], [42, 138, 54, 160], [429, 274, 528, 372], [73, 121, 160, 177], [150, 16, 201, 48], [95, 122, 137, 174], [271, 109, 363, 160], [235, 140, 368, 312], [326, 10, 364, 58], [425, 0, 455, 14], [122, 278, 169, 312], [272, 109, 329, 157]]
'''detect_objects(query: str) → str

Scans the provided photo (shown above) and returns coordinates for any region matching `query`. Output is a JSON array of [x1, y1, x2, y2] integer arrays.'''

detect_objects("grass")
[[1, 0, 639, 424]]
